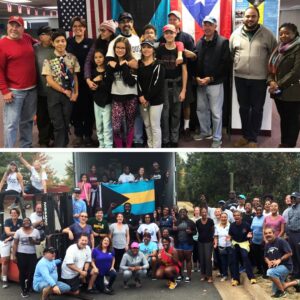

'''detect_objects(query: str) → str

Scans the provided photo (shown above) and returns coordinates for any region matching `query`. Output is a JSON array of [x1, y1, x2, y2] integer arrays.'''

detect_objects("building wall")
[[280, 10, 300, 31]]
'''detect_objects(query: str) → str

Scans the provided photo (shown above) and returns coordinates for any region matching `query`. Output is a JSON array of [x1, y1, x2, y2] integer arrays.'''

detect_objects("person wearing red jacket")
[[0, 16, 38, 148]]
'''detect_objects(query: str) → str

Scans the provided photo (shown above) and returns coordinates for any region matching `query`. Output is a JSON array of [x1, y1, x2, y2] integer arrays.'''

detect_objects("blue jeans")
[[267, 265, 290, 294], [34, 280, 71, 293], [4, 88, 37, 148], [219, 246, 234, 277], [196, 84, 224, 142], [94, 103, 113, 148]]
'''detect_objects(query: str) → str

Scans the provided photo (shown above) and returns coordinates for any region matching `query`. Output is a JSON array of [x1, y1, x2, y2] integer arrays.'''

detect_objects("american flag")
[[57, 0, 111, 38]]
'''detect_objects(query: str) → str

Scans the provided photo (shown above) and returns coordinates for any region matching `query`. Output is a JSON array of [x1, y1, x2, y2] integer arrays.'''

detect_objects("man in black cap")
[[72, 187, 86, 223], [34, 26, 54, 147], [287, 192, 300, 280]]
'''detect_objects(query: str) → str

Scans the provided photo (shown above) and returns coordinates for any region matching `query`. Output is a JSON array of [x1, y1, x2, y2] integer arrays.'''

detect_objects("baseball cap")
[[37, 26, 52, 36], [163, 24, 176, 33], [141, 39, 155, 48], [73, 187, 81, 194], [43, 246, 56, 254], [8, 16, 24, 27], [218, 200, 226, 205], [130, 242, 139, 249], [203, 16, 217, 24], [118, 12, 133, 22], [168, 10, 181, 20], [238, 194, 246, 200], [291, 192, 300, 198]]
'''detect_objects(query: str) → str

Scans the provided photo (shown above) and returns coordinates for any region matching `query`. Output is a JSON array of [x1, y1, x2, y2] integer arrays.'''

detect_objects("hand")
[[93, 267, 99, 274], [273, 259, 281, 267], [110, 267, 116, 272], [93, 75, 102, 82], [13, 255, 17, 263], [268, 81, 279, 94], [176, 57, 183, 66], [179, 90, 186, 102], [87, 79, 98, 90], [64, 89, 72, 98], [129, 266, 135, 271], [108, 61, 117, 68], [80, 270, 87, 278], [139, 96, 147, 105], [52, 286, 61, 295], [119, 60, 128, 66], [3, 92, 14, 103], [17, 153, 22, 158], [70, 92, 78, 102], [158, 252, 162, 260], [213, 242, 218, 249], [267, 260, 274, 268]]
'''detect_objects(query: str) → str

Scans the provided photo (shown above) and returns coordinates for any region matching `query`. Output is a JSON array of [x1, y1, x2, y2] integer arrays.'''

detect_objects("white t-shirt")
[[106, 34, 141, 60], [6, 172, 21, 192], [61, 244, 92, 279], [30, 212, 43, 224], [214, 223, 231, 248], [118, 173, 135, 183], [137, 223, 159, 242], [30, 166, 47, 191]]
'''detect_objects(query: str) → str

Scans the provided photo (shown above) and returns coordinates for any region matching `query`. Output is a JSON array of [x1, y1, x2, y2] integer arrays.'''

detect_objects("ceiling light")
[[2, 0, 32, 3], [43, 6, 58, 9]]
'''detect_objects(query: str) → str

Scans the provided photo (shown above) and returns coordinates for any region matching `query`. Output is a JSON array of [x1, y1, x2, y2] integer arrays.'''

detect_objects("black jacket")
[[194, 32, 230, 85]]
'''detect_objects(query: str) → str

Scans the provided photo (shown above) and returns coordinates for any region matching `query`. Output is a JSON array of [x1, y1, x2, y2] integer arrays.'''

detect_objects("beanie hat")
[[100, 19, 118, 34]]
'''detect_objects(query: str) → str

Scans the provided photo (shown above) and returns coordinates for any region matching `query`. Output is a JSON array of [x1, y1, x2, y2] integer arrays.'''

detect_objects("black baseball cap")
[[43, 246, 56, 254], [291, 192, 300, 198], [73, 187, 81, 194], [37, 25, 52, 36], [141, 39, 155, 48], [118, 12, 133, 22]]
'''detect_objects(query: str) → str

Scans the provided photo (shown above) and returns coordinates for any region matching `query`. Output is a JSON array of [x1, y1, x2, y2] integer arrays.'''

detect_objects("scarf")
[[268, 36, 300, 75]]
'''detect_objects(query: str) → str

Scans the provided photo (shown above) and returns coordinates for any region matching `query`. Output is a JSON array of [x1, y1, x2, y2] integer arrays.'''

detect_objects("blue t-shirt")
[[264, 238, 293, 271], [251, 215, 265, 245], [92, 248, 115, 276], [139, 241, 158, 256], [1, 218, 23, 241], [69, 223, 93, 246], [72, 198, 87, 223]]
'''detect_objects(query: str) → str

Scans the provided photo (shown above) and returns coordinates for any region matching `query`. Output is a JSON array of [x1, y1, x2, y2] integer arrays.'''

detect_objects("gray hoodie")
[[120, 250, 149, 271]]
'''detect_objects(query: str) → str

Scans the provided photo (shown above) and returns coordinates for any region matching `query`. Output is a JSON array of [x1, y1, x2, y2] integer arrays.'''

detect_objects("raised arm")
[[18, 153, 32, 171]]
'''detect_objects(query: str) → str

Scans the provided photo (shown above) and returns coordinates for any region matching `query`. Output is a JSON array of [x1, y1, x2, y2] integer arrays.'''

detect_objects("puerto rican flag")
[[170, 0, 232, 41]]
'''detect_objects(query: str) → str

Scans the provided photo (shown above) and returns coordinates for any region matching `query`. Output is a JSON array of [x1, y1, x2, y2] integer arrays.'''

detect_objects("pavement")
[[0, 272, 222, 300]]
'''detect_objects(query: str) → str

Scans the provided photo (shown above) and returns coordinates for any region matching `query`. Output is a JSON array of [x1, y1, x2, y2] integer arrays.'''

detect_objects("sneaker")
[[123, 282, 129, 289], [151, 276, 157, 281], [72, 136, 84, 148], [135, 279, 142, 288], [104, 276, 109, 285], [2, 281, 8, 288], [87, 288, 99, 294], [250, 278, 257, 284], [193, 134, 213, 141], [21, 291, 29, 298], [176, 275, 183, 282], [8, 202, 19, 209], [103, 287, 113, 295], [211, 140, 222, 148], [185, 277, 191, 283], [233, 137, 249, 147], [271, 290, 287, 298], [183, 128, 193, 142], [220, 276, 228, 282], [231, 279, 239, 286], [168, 281, 177, 290]]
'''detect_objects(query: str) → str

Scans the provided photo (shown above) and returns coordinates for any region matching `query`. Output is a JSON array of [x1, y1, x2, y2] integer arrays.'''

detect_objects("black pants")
[[250, 243, 266, 274], [0, 190, 20, 211], [288, 231, 300, 278], [71, 78, 94, 138], [192, 240, 200, 264], [25, 185, 43, 194], [37, 95, 53, 146], [235, 77, 267, 142], [47, 88, 73, 147], [275, 99, 300, 147], [16, 252, 37, 292], [114, 248, 125, 271], [95, 270, 117, 291]]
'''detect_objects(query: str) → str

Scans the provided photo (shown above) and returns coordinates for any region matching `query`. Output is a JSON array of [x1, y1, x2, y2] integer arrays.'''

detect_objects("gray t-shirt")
[[109, 223, 129, 249], [14, 228, 40, 254], [177, 221, 188, 243]]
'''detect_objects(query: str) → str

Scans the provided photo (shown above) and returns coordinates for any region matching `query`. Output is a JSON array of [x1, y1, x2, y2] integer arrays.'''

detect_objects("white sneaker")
[[104, 276, 109, 285], [211, 140, 222, 148], [220, 276, 228, 282], [2, 281, 8, 288], [193, 134, 213, 141]]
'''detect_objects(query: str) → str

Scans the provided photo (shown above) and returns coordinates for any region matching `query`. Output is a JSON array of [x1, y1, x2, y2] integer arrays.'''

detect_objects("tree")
[[62, 160, 75, 188]]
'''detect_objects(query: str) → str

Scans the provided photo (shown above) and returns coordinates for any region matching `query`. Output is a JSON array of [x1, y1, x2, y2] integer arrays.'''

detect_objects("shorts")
[[0, 240, 13, 257], [176, 242, 193, 251], [158, 265, 180, 275], [267, 265, 290, 281], [61, 275, 80, 292]]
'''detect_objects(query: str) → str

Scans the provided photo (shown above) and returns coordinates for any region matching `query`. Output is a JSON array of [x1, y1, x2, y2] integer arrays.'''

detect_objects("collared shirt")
[[287, 203, 300, 232]]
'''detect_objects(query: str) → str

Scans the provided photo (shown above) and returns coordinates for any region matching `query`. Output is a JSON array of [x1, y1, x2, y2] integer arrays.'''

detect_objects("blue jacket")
[[33, 257, 61, 291]]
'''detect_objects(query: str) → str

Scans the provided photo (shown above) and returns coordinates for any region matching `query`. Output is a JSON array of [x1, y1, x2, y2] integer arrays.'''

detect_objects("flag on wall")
[[170, 0, 232, 41], [102, 180, 155, 215]]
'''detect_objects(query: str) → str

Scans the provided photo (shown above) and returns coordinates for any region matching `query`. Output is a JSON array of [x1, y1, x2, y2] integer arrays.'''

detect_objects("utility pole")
[[230, 172, 234, 191]]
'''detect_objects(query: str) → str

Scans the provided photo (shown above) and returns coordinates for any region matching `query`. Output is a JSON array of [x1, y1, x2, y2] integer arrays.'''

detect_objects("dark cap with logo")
[[118, 12, 133, 22]]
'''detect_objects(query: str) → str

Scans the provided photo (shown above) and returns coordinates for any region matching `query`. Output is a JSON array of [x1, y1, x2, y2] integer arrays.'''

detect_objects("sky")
[[47, 152, 72, 179]]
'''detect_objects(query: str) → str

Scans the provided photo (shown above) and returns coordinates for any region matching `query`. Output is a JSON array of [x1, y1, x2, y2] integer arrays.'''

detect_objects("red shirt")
[[0, 33, 37, 95]]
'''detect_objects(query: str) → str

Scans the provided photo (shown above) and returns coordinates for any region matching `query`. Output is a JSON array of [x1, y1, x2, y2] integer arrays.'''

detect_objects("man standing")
[[0, 16, 38, 148], [34, 26, 54, 147], [194, 16, 230, 148], [286, 192, 300, 279], [282, 194, 292, 222], [230, 6, 277, 148], [72, 187, 87, 223]]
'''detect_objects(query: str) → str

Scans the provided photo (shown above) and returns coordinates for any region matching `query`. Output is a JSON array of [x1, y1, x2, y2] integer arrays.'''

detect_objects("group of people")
[[1, 6, 300, 148], [1, 185, 300, 299]]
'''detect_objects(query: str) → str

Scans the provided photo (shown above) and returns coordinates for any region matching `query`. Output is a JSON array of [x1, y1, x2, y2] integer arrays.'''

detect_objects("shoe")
[[168, 281, 177, 290], [185, 276, 191, 283], [42, 286, 52, 300], [233, 137, 249, 147], [231, 279, 239, 286], [247, 142, 258, 148], [211, 140, 222, 148], [151, 277, 157, 280], [2, 281, 8, 288], [8, 202, 19, 209], [103, 287, 113, 295], [72, 136, 84, 147], [183, 128, 193, 142], [123, 282, 129, 289], [135, 279, 142, 288], [87, 288, 99, 294], [239, 267, 246, 273], [220, 276, 227, 282], [104, 276, 109, 285], [271, 290, 286, 298], [176, 275, 183, 282], [193, 134, 213, 141], [250, 278, 257, 284], [21, 291, 29, 298]]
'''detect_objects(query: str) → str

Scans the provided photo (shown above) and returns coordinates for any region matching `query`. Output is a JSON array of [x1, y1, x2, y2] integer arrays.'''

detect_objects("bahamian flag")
[[102, 180, 155, 215], [111, 0, 170, 38]]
